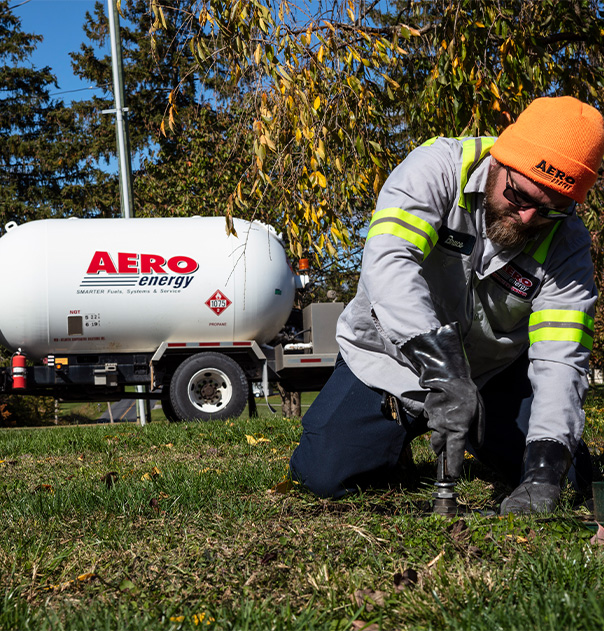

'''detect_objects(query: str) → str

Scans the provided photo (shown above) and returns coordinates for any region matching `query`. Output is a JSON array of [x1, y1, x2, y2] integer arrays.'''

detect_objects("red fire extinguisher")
[[11, 350, 26, 390]]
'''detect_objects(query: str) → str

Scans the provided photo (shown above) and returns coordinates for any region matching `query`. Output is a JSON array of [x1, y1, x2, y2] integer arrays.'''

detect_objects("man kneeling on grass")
[[290, 96, 604, 515]]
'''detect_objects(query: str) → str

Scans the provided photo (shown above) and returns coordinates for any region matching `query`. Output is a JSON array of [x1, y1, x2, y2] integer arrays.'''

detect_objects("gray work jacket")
[[337, 136, 597, 453]]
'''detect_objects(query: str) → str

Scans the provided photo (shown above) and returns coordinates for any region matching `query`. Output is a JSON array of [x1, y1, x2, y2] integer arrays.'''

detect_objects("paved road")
[[96, 399, 144, 423]]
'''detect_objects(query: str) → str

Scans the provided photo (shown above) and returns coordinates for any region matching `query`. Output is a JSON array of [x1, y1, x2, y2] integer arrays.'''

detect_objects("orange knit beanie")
[[490, 96, 604, 203]]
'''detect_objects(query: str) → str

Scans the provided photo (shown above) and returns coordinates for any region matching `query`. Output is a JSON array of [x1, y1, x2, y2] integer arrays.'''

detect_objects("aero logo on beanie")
[[530, 160, 576, 192]]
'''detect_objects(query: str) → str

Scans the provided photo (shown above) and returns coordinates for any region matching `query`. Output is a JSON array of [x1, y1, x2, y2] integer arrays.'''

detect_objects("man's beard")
[[484, 169, 542, 248]]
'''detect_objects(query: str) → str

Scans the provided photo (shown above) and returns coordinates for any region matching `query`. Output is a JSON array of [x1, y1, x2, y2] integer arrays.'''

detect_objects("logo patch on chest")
[[491, 262, 540, 300], [437, 226, 476, 255]]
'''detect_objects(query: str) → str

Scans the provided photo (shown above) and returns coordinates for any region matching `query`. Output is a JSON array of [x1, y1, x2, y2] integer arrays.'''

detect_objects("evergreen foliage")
[[0, 0, 110, 224]]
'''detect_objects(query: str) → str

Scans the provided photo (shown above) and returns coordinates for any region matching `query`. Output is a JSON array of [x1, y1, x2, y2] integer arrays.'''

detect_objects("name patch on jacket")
[[491, 262, 540, 300], [437, 226, 476, 255]]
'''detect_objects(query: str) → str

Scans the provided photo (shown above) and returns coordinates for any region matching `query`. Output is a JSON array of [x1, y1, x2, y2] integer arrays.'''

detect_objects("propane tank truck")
[[0, 216, 343, 421]]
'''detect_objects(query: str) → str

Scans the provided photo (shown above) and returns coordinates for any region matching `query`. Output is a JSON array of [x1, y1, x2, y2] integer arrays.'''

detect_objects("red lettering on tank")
[[87, 251, 117, 274], [167, 256, 198, 274], [118, 252, 138, 273], [140, 254, 167, 274], [86, 251, 198, 275]]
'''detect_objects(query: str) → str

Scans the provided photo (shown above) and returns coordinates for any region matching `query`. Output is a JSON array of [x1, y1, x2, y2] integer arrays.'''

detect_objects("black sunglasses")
[[503, 167, 576, 220]]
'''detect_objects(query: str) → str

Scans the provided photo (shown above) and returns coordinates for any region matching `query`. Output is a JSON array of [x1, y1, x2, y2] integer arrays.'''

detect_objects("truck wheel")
[[161, 396, 180, 423], [169, 352, 249, 421]]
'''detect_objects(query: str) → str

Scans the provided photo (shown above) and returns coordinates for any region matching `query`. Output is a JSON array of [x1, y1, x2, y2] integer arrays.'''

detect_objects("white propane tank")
[[0, 217, 296, 359]]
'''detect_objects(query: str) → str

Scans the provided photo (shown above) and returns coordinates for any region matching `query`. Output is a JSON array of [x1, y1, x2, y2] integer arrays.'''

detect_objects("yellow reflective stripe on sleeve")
[[458, 137, 496, 211], [367, 208, 438, 260], [528, 309, 594, 350], [530, 309, 594, 329], [528, 327, 593, 350]]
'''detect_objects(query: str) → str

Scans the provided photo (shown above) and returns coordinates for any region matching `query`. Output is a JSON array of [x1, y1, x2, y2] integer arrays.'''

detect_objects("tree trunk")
[[278, 384, 302, 417]]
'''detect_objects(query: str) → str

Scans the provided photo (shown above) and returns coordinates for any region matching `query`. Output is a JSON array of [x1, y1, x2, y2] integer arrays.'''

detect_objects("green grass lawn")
[[1, 389, 604, 630]]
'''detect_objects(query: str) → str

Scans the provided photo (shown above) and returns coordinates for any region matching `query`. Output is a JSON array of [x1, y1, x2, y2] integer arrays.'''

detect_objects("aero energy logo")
[[80, 251, 199, 293]]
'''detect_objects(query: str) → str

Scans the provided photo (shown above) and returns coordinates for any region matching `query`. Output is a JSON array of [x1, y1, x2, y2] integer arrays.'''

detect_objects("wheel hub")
[[188, 368, 233, 412], [199, 381, 219, 401]]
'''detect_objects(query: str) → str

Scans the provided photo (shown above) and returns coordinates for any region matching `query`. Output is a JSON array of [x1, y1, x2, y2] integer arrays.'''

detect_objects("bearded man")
[[289, 96, 604, 514]]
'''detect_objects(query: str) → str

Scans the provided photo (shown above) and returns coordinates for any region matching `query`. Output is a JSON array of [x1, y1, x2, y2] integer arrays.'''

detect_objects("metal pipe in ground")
[[432, 451, 459, 516]]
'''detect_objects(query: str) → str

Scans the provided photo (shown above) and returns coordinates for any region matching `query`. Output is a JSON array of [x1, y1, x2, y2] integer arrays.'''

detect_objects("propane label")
[[205, 290, 232, 316]]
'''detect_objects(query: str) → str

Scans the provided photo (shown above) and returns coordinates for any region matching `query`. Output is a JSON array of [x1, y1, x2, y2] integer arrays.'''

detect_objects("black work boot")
[[500, 440, 572, 515]]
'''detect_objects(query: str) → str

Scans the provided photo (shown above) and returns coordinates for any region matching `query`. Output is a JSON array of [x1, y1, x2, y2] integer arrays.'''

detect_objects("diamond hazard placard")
[[205, 290, 232, 316]]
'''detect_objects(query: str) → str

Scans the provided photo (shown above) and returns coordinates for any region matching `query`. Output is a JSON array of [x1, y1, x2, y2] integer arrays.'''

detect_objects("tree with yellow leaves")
[[146, 0, 604, 266]]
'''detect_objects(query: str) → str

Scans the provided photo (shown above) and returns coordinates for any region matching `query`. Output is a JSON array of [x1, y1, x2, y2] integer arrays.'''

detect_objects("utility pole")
[[105, 0, 147, 426], [106, 0, 134, 218]]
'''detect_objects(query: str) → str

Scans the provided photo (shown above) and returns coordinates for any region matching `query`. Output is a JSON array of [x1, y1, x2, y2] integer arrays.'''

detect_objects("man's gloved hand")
[[400, 322, 484, 479], [500, 440, 572, 515]]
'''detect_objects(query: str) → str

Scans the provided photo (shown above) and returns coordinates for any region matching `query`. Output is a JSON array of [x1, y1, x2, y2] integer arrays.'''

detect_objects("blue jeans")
[[289, 353, 592, 498]]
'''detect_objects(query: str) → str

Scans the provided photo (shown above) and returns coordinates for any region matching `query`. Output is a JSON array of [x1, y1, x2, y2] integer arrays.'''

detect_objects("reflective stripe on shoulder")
[[367, 208, 438, 260], [459, 137, 495, 211], [523, 222, 561, 264], [528, 309, 594, 350], [421, 136, 439, 147], [420, 136, 495, 211]]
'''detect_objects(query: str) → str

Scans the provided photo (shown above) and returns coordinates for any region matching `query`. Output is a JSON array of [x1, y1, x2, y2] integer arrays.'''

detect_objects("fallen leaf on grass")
[[46, 580, 73, 591], [351, 588, 387, 611], [260, 549, 279, 565], [268, 479, 295, 494], [101, 472, 119, 489], [351, 621, 380, 631], [246, 434, 271, 445], [193, 612, 215, 625], [505, 534, 529, 544], [394, 568, 418, 591], [590, 522, 604, 545], [47, 573, 97, 591], [141, 466, 162, 481], [170, 613, 215, 626], [32, 484, 54, 494], [77, 572, 97, 582]]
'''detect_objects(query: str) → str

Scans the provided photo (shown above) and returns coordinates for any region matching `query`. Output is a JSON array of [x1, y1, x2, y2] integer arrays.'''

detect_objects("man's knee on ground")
[[289, 453, 349, 499]]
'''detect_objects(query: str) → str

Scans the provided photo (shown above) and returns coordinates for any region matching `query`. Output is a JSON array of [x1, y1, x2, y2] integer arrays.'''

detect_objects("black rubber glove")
[[400, 322, 484, 479], [500, 440, 572, 515]]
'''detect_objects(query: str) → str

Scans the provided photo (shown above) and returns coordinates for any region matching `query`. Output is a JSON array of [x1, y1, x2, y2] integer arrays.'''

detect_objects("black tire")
[[161, 396, 181, 423], [169, 352, 249, 421]]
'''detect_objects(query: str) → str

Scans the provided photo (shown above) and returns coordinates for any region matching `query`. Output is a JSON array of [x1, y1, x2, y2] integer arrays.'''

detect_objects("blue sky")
[[12, 0, 139, 173], [12, 0, 110, 101]]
